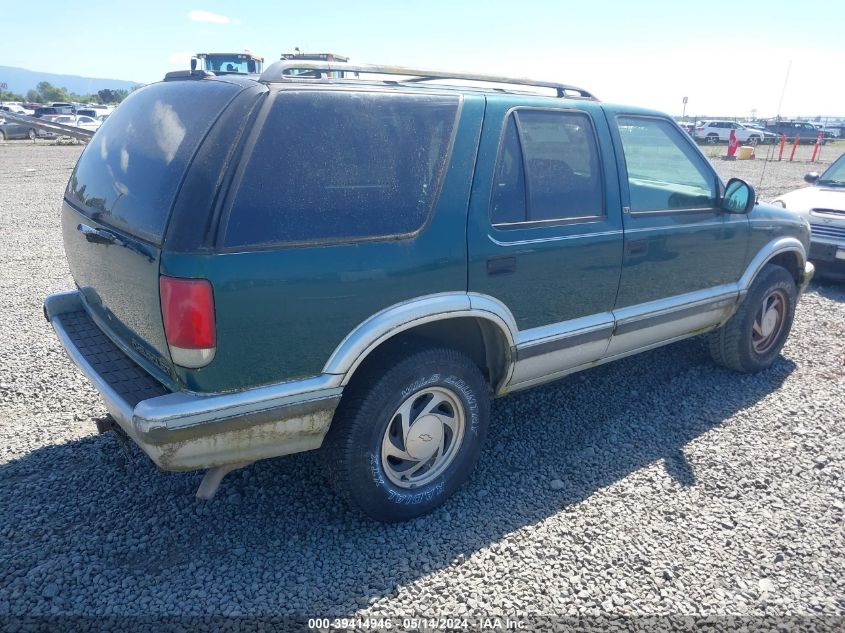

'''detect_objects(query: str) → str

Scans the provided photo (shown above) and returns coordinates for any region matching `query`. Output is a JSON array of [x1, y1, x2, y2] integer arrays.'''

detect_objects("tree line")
[[0, 81, 135, 105]]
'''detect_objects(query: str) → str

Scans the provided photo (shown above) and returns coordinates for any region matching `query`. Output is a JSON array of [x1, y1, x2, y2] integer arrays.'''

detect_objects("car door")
[[467, 96, 624, 389], [605, 110, 749, 357]]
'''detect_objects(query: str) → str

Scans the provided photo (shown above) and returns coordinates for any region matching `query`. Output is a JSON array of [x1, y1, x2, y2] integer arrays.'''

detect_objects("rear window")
[[66, 80, 241, 244], [223, 90, 459, 248]]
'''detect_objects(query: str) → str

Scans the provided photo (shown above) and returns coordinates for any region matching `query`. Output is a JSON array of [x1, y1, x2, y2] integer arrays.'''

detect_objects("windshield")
[[204, 55, 257, 74], [819, 154, 845, 185]]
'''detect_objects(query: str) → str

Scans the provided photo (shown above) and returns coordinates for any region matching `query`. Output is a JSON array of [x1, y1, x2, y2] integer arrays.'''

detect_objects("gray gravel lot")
[[0, 140, 843, 630]]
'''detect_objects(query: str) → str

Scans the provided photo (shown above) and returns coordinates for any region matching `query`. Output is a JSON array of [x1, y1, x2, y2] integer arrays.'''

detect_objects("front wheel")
[[708, 264, 797, 372], [322, 344, 490, 522], [0, 130, 5, 141], [27, 128, 36, 140]]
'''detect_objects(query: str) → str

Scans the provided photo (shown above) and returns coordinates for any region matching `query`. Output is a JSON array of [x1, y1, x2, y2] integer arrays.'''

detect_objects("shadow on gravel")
[[0, 337, 795, 618], [808, 277, 845, 301]]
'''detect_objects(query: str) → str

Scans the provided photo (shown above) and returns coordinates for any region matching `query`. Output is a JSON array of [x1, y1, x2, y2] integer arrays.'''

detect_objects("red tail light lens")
[[159, 276, 216, 368]]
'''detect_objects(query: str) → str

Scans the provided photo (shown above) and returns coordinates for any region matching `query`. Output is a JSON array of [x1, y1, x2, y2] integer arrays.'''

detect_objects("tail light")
[[159, 276, 216, 368]]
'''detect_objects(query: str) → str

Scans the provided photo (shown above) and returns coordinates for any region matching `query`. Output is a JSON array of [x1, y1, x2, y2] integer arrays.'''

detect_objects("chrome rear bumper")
[[44, 291, 341, 471]]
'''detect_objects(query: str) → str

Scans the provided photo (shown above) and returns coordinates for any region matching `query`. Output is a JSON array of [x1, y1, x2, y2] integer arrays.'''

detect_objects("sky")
[[1, 0, 843, 118]]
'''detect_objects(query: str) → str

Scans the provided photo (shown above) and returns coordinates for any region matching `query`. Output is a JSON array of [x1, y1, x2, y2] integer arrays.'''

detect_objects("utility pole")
[[682, 96, 688, 120]]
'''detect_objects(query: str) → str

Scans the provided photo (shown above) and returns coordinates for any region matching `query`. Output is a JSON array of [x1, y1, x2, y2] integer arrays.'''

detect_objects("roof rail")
[[259, 61, 597, 100]]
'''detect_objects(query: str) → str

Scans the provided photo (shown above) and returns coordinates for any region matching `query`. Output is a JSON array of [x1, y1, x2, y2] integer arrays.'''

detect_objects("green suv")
[[45, 61, 814, 521]]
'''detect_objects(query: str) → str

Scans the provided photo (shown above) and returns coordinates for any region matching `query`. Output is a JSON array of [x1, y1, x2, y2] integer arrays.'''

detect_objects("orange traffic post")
[[811, 132, 823, 162], [778, 134, 786, 160], [789, 134, 800, 161]]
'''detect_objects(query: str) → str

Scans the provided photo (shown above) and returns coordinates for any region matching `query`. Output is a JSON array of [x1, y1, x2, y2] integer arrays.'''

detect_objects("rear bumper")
[[44, 291, 342, 471]]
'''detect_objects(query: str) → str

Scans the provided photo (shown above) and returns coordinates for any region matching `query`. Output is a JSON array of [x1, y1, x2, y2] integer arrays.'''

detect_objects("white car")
[[74, 115, 102, 131], [53, 115, 101, 131], [694, 120, 772, 144], [771, 152, 845, 276]]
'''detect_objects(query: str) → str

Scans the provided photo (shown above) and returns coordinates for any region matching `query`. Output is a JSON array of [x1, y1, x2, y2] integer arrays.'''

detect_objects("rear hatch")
[[62, 78, 244, 386]]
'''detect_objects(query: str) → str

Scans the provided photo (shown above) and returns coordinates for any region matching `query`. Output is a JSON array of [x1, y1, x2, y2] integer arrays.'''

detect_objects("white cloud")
[[188, 10, 241, 25]]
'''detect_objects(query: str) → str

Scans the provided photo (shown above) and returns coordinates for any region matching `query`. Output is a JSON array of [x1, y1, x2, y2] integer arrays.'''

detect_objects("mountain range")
[[0, 66, 139, 96]]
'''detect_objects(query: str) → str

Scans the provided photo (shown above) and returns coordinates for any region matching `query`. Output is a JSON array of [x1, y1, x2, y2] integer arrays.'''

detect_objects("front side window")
[[491, 109, 603, 227], [224, 91, 459, 248], [616, 116, 717, 212]]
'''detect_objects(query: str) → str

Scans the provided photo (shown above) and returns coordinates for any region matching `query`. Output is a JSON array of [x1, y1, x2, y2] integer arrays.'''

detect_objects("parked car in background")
[[771, 153, 845, 277], [744, 123, 778, 143], [45, 62, 814, 521], [695, 120, 772, 144], [51, 115, 102, 132], [74, 115, 101, 131], [0, 104, 32, 116], [34, 106, 73, 118], [677, 121, 695, 135], [763, 120, 825, 144], [0, 119, 39, 140]]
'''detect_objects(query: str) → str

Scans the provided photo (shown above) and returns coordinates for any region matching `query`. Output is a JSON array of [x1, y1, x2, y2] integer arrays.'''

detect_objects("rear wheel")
[[322, 344, 490, 522], [706, 134, 719, 144], [0, 130, 5, 141], [708, 264, 797, 372], [27, 128, 36, 140]]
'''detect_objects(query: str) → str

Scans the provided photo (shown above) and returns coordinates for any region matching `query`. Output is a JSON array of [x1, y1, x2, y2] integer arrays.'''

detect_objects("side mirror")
[[804, 172, 820, 184], [190, 58, 197, 71], [722, 178, 756, 213]]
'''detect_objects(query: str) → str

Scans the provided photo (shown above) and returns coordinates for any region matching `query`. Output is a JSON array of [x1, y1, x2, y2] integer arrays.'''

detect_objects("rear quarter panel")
[[162, 94, 486, 393]]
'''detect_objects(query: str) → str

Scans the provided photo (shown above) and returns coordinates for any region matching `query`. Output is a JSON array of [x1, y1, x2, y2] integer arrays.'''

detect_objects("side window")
[[224, 91, 459, 248], [617, 116, 717, 212], [490, 109, 603, 227], [490, 115, 526, 224]]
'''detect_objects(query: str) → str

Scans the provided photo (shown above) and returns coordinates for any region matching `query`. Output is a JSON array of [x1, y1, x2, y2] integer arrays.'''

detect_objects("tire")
[[322, 343, 491, 522], [0, 130, 5, 141], [749, 135, 760, 144], [706, 134, 719, 144], [708, 264, 797, 373], [27, 128, 36, 140]]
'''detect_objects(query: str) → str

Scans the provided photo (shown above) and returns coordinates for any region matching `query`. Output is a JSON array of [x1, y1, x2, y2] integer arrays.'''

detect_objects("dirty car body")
[[45, 62, 814, 520]]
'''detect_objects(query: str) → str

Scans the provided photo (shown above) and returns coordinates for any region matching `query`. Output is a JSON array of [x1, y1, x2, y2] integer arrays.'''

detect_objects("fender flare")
[[322, 292, 518, 386], [738, 236, 807, 294]]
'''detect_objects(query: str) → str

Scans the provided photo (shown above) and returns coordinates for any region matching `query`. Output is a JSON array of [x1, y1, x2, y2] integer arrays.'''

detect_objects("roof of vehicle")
[[158, 62, 674, 120], [259, 60, 600, 100]]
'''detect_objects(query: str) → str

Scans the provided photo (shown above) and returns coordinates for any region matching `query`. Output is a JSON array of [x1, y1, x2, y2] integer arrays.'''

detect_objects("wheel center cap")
[[405, 415, 443, 461], [761, 309, 779, 337]]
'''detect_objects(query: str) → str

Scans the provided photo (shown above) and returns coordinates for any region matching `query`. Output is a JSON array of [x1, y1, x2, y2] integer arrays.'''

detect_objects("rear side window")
[[223, 90, 459, 248], [66, 80, 241, 244], [491, 110, 603, 227]]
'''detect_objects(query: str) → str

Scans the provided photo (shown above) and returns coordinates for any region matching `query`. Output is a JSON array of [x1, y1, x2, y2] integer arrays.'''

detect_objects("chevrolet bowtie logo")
[[418, 434, 433, 442]]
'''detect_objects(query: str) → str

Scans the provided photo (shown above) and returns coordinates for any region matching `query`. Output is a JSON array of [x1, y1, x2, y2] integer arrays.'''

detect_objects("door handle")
[[486, 255, 516, 276], [625, 239, 648, 256]]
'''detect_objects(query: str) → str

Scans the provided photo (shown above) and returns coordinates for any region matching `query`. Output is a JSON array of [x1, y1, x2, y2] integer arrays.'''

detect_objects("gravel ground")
[[0, 140, 843, 631]]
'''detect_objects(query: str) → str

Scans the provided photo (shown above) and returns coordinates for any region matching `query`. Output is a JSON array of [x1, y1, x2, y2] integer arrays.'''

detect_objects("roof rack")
[[259, 61, 597, 100]]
